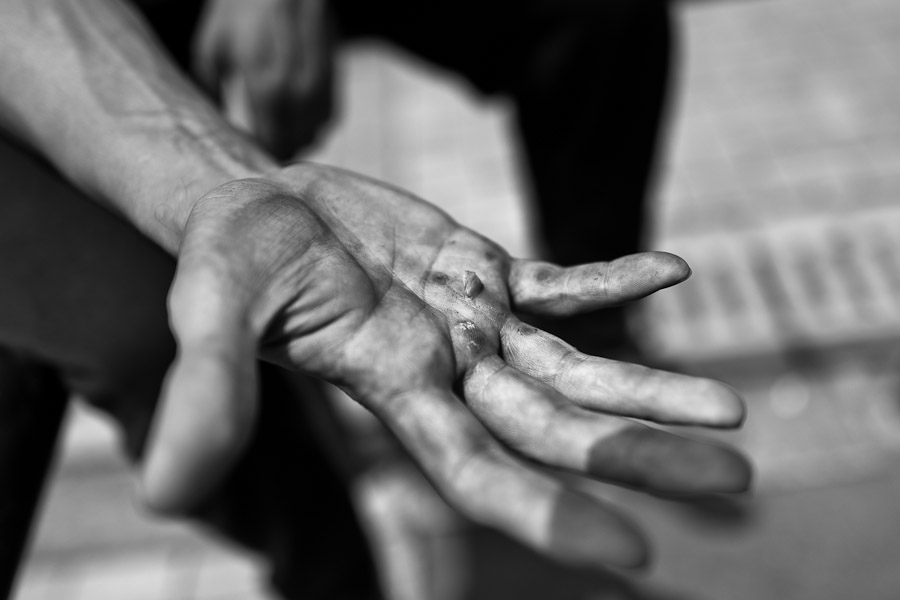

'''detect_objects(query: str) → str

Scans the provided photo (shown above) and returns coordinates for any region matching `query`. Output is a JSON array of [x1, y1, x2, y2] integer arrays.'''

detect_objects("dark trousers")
[[0, 1, 672, 598], [143, 0, 672, 267], [333, 0, 672, 266], [332, 0, 673, 350]]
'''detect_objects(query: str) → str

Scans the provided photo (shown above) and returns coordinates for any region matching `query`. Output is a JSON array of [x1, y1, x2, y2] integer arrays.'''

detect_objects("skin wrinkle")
[[576, 358, 646, 412], [516, 262, 570, 312], [516, 322, 539, 336], [588, 359, 631, 406], [522, 325, 741, 425], [498, 318, 534, 369], [625, 362, 667, 409], [600, 260, 614, 303], [306, 166, 463, 266], [470, 359, 536, 446], [373, 386, 456, 473], [418, 227, 459, 297], [153, 202, 182, 243], [189, 191, 318, 298], [472, 355, 625, 472], [388, 217, 399, 276], [442, 440, 520, 528], [261, 258, 369, 361], [335, 293, 417, 387], [418, 229, 481, 312], [183, 194, 387, 377], [506, 327, 628, 411], [560, 263, 576, 312], [297, 171, 462, 304], [552, 350, 589, 396], [531, 386, 586, 466], [350, 294, 458, 401]]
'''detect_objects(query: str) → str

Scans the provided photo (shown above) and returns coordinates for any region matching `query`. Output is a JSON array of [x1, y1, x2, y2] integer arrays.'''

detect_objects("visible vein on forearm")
[[0, 0, 274, 251]]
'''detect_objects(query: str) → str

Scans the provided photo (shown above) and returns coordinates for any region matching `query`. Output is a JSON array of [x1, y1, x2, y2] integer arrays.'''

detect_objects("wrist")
[[124, 130, 275, 254], [0, 0, 278, 255]]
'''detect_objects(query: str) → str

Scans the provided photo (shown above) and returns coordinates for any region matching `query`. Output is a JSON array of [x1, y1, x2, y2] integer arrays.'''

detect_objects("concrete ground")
[[13, 0, 900, 598]]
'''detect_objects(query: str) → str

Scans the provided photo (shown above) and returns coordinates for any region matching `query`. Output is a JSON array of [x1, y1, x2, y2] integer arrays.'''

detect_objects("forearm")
[[0, 0, 276, 252]]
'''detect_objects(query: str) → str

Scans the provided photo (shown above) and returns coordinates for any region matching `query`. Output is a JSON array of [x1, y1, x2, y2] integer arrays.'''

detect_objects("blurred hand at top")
[[192, 0, 334, 159]]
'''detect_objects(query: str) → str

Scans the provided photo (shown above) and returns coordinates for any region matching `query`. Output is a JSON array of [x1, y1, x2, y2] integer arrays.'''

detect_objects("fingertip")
[[646, 374, 747, 430], [138, 413, 241, 516], [138, 413, 250, 516], [137, 449, 194, 517], [607, 528, 652, 571], [725, 451, 754, 494], [587, 425, 753, 496], [549, 492, 651, 570], [622, 538, 653, 572], [693, 442, 755, 495], [644, 251, 692, 287], [693, 443, 754, 495], [701, 380, 748, 429], [137, 347, 258, 517]]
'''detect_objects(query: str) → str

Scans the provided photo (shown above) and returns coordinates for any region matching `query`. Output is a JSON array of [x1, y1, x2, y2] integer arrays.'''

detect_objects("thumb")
[[139, 265, 258, 515]]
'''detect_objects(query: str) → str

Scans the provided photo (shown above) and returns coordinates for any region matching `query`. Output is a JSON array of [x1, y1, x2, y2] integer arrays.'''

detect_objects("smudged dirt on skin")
[[534, 266, 556, 283], [429, 271, 450, 286], [516, 323, 540, 336]]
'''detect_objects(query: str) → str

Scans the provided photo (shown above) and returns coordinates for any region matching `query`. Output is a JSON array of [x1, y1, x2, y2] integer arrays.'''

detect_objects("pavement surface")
[[14, 0, 900, 598]]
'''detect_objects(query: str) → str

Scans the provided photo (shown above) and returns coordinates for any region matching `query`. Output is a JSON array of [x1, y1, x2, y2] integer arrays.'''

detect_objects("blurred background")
[[14, 0, 900, 598]]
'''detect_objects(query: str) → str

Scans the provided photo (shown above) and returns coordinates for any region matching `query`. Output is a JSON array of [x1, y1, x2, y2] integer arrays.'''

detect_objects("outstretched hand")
[[141, 164, 750, 568]]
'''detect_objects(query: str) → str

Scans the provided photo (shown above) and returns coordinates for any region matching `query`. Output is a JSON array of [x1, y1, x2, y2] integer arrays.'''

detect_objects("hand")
[[141, 164, 751, 568], [192, 0, 334, 159]]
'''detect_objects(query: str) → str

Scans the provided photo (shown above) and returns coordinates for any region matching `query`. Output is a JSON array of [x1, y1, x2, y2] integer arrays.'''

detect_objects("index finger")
[[508, 252, 691, 316]]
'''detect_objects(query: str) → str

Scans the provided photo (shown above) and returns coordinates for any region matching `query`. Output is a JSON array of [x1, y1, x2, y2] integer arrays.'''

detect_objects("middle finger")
[[463, 354, 751, 495]]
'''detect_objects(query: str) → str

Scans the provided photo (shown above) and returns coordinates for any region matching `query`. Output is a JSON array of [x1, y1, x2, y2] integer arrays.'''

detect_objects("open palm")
[[142, 164, 750, 568]]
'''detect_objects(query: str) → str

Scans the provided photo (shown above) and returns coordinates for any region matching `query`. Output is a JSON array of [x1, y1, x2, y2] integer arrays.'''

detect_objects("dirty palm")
[[147, 163, 751, 569]]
